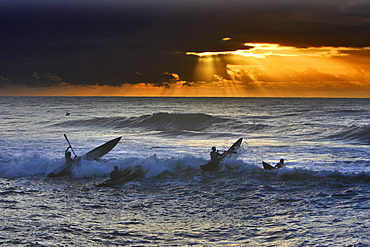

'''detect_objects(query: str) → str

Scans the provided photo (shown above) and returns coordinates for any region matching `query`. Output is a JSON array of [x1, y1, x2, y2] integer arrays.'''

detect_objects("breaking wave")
[[1, 153, 370, 186]]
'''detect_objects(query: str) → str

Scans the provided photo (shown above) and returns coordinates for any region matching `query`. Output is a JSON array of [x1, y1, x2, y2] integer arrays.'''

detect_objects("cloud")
[[2, 41, 370, 97], [0, 1, 369, 97], [184, 42, 370, 97], [187, 43, 370, 58]]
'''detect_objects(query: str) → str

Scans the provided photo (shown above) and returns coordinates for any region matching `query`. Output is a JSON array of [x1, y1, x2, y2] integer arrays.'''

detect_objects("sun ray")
[[185, 43, 370, 97]]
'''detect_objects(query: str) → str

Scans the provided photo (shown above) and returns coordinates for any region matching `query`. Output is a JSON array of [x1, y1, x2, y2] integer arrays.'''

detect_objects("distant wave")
[[328, 124, 370, 144], [55, 116, 124, 129], [325, 109, 367, 114], [53, 113, 270, 135], [123, 113, 226, 131], [55, 113, 227, 131]]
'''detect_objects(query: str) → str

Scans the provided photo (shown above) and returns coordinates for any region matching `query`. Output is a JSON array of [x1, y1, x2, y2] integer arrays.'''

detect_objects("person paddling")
[[210, 147, 222, 166], [275, 159, 285, 169], [65, 146, 75, 168], [109, 166, 132, 180], [110, 166, 123, 180]]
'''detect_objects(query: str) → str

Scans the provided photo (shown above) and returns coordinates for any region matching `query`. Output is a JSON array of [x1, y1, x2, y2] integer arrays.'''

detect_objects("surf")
[[2, 151, 370, 187]]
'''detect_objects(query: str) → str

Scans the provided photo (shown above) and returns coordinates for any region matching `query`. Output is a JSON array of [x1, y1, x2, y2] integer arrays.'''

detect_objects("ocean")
[[0, 96, 369, 246]]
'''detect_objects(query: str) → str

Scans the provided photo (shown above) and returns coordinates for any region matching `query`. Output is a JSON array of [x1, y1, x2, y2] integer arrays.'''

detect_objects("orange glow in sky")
[[2, 43, 370, 97], [186, 43, 370, 97]]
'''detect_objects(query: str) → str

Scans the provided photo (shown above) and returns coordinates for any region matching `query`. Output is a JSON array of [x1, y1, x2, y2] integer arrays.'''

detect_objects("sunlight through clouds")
[[185, 43, 370, 97]]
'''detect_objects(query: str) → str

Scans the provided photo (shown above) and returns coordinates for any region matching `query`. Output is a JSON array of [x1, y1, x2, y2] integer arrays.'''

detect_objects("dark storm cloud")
[[0, 0, 369, 87]]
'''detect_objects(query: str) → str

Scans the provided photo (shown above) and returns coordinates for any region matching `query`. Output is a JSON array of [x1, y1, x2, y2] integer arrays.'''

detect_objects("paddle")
[[64, 134, 77, 157]]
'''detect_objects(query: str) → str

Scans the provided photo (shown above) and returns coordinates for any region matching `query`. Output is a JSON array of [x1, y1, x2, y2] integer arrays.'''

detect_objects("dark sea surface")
[[1, 97, 369, 246]]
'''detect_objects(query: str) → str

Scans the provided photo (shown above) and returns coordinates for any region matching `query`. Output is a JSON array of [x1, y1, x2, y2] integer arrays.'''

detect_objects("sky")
[[1, 0, 370, 97]]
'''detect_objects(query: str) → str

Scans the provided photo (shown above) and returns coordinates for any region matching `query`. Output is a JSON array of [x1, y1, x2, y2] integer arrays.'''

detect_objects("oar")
[[64, 134, 77, 157]]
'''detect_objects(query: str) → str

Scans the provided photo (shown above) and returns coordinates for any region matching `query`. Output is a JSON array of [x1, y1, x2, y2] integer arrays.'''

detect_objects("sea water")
[[0, 97, 369, 246]]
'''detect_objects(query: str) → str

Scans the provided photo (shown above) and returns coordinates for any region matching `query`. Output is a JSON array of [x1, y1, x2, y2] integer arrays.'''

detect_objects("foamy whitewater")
[[0, 97, 369, 246]]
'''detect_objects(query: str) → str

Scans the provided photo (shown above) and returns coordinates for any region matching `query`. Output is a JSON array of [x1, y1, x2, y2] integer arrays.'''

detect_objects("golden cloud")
[[187, 43, 370, 58]]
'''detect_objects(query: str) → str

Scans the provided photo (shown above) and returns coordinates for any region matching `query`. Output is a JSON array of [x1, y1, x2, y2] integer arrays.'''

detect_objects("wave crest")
[[126, 113, 225, 131], [329, 124, 370, 144], [55, 113, 230, 132]]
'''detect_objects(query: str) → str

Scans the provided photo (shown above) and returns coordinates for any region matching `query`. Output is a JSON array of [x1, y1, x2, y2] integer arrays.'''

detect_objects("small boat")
[[96, 166, 143, 187], [47, 136, 122, 178]]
